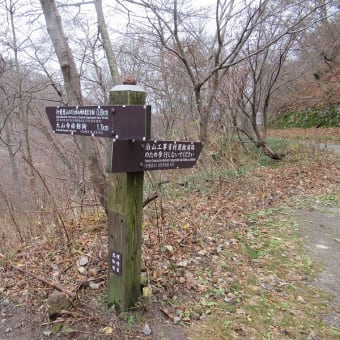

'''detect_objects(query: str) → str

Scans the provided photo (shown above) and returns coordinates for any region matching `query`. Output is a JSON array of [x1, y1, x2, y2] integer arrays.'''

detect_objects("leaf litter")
[[0, 145, 339, 338]]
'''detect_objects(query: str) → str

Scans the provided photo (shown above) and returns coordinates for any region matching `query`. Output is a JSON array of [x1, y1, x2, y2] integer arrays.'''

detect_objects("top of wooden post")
[[110, 75, 146, 106], [111, 75, 145, 93]]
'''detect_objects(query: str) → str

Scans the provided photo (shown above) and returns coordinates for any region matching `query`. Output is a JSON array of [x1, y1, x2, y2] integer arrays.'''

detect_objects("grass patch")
[[189, 202, 340, 339]]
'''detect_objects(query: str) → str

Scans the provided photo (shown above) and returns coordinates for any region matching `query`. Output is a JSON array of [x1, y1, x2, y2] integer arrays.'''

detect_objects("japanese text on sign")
[[108, 140, 203, 173], [111, 250, 122, 276], [55, 106, 110, 136], [46, 105, 149, 139], [143, 141, 197, 170]]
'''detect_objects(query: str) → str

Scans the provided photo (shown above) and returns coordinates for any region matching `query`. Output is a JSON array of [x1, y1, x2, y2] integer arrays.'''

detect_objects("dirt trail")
[[297, 205, 340, 330]]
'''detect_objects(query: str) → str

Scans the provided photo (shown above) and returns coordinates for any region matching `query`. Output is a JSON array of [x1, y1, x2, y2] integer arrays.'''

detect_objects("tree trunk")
[[260, 142, 284, 160], [39, 0, 107, 211], [4, 121, 23, 208], [9, 2, 38, 204], [94, 0, 121, 85], [39, 1, 82, 106]]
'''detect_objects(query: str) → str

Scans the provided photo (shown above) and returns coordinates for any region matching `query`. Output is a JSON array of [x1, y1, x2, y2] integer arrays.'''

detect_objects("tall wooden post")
[[107, 80, 147, 311]]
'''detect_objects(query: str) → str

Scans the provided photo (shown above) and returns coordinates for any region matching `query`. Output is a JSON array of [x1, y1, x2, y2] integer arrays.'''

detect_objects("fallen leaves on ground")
[[0, 147, 339, 338], [142, 155, 339, 316]]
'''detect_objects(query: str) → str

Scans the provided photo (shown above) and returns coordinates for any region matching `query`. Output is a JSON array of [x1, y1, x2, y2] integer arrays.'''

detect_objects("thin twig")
[[143, 191, 158, 207], [3, 256, 76, 299]]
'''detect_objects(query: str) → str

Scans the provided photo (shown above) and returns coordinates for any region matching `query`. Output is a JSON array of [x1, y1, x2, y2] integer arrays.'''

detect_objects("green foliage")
[[121, 311, 135, 326], [51, 323, 64, 334], [319, 194, 340, 206], [270, 105, 340, 128]]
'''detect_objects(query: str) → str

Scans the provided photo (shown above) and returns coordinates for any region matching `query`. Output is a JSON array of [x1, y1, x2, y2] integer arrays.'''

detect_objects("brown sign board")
[[46, 105, 149, 139], [108, 140, 203, 173]]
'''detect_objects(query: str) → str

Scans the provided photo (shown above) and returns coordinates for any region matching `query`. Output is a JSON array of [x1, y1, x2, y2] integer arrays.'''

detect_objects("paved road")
[[297, 142, 340, 330], [298, 206, 340, 330], [317, 143, 340, 153], [301, 142, 340, 154]]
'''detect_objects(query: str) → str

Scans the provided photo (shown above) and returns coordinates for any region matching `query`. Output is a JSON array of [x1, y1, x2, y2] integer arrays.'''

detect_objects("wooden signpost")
[[45, 82, 203, 312]]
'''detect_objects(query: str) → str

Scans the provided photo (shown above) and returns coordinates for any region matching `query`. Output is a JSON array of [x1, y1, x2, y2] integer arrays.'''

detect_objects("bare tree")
[[227, 33, 296, 159], [0, 0, 41, 202], [0, 57, 23, 207], [39, 0, 109, 211], [94, 0, 121, 85], [117, 0, 334, 147], [262, 4, 340, 115], [116, 37, 199, 139], [294, 12, 340, 106]]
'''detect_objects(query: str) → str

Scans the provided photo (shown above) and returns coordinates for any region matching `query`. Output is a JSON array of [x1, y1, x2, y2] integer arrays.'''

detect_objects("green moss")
[[270, 105, 340, 128]]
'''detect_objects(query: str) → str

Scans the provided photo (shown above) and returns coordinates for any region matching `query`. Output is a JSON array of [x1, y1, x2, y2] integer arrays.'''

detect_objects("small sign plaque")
[[46, 105, 148, 139], [46, 106, 113, 137], [109, 140, 203, 172], [111, 250, 122, 276]]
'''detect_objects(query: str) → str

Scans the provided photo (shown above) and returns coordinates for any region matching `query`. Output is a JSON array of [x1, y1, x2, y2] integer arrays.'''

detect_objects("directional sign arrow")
[[108, 140, 203, 173], [45, 105, 149, 139]]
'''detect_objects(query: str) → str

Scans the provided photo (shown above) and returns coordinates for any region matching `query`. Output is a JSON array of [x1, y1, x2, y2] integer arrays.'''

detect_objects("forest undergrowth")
[[0, 130, 339, 339]]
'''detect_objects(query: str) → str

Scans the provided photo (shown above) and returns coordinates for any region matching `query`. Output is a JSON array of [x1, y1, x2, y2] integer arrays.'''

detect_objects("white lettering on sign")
[[54, 107, 110, 136], [111, 250, 122, 276], [56, 107, 109, 117], [143, 141, 197, 169]]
